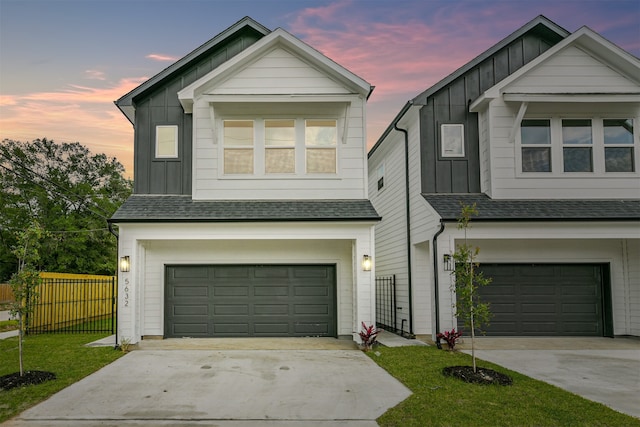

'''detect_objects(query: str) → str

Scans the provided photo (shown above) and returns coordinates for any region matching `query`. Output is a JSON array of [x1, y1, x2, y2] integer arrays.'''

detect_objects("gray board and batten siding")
[[117, 21, 268, 196], [415, 22, 567, 194]]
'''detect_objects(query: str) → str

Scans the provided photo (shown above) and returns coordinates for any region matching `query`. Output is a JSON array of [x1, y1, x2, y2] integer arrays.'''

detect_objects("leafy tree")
[[0, 138, 132, 281], [452, 203, 492, 372], [9, 222, 46, 376]]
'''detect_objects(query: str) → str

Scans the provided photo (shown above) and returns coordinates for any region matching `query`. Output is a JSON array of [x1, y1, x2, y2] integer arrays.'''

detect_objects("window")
[[604, 119, 634, 172], [223, 120, 254, 174], [155, 125, 178, 158], [265, 120, 295, 174], [377, 163, 385, 190], [519, 117, 637, 174], [521, 119, 551, 172], [562, 119, 592, 172], [306, 120, 337, 174], [441, 124, 465, 157]]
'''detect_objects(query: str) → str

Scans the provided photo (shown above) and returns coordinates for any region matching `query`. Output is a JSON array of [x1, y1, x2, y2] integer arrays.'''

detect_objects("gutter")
[[432, 220, 446, 349], [393, 119, 414, 337]]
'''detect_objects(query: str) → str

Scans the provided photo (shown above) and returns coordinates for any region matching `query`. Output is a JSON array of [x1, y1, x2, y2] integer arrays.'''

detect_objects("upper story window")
[[441, 124, 465, 157], [305, 120, 337, 174], [265, 120, 295, 174], [604, 119, 635, 172], [521, 119, 552, 172], [562, 119, 593, 172], [520, 117, 637, 174], [220, 118, 338, 177], [223, 120, 254, 174], [377, 163, 385, 190], [155, 125, 178, 158]]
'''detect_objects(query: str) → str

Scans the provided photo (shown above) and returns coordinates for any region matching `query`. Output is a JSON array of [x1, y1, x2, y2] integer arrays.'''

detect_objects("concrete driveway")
[[461, 337, 640, 419], [3, 348, 411, 427]]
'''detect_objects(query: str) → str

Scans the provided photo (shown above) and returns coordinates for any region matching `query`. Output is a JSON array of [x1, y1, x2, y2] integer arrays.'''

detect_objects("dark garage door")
[[458, 264, 610, 336], [165, 264, 336, 338]]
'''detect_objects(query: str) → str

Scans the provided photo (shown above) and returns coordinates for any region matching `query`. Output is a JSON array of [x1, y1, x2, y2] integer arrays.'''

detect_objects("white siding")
[[505, 46, 639, 94], [192, 96, 367, 200], [117, 222, 376, 343], [626, 239, 640, 336], [211, 48, 351, 95]]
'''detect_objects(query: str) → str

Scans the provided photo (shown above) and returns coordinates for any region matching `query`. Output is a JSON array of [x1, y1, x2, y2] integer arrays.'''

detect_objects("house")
[[109, 17, 379, 344], [368, 16, 640, 340]]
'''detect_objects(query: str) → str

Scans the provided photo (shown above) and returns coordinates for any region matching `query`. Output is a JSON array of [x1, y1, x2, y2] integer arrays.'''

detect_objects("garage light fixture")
[[362, 255, 372, 271], [120, 256, 130, 273], [443, 254, 455, 271]]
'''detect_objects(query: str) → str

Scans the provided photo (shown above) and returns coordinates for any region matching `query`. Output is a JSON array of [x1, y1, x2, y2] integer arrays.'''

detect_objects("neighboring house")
[[368, 16, 640, 339], [109, 17, 379, 344]]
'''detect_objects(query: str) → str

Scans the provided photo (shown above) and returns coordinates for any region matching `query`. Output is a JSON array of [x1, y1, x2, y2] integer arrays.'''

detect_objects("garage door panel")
[[173, 323, 209, 334], [171, 266, 208, 279], [458, 263, 604, 336], [173, 305, 208, 316], [166, 265, 336, 338], [172, 286, 209, 297]]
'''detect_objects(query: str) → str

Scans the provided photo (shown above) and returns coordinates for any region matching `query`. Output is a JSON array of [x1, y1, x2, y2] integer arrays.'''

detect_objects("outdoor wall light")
[[443, 254, 455, 271], [362, 255, 372, 271], [120, 256, 130, 273]]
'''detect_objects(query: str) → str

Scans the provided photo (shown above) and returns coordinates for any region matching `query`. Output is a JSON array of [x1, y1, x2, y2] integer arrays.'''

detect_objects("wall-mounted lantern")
[[362, 255, 372, 271], [120, 256, 130, 273], [443, 254, 455, 271]]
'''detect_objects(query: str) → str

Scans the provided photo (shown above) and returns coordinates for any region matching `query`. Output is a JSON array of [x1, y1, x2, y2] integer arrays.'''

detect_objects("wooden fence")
[[27, 272, 117, 334], [0, 283, 14, 303]]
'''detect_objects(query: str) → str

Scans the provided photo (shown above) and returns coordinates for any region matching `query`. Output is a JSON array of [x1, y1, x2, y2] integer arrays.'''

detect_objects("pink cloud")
[[146, 53, 179, 62], [85, 69, 106, 81]]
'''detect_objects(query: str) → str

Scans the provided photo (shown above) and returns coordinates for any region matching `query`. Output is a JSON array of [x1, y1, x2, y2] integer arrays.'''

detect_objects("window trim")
[[377, 162, 385, 191], [155, 125, 179, 159], [517, 116, 638, 177], [440, 124, 465, 158]]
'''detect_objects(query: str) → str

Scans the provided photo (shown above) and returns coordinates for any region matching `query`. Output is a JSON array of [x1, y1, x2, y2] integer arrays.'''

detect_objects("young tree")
[[8, 223, 47, 376], [0, 138, 132, 281], [452, 203, 492, 372]]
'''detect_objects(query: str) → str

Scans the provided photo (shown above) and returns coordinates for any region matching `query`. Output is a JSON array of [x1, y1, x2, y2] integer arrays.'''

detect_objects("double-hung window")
[[265, 120, 295, 174], [604, 119, 634, 172], [305, 120, 337, 174], [521, 119, 552, 172], [223, 120, 254, 174], [562, 119, 593, 172]]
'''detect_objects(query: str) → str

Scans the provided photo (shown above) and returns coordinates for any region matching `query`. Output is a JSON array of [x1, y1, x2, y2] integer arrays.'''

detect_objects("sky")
[[1, 0, 639, 177]]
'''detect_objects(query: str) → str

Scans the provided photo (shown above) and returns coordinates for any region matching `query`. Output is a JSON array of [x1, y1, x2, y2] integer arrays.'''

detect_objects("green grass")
[[0, 333, 123, 423], [0, 320, 18, 332], [368, 346, 640, 427]]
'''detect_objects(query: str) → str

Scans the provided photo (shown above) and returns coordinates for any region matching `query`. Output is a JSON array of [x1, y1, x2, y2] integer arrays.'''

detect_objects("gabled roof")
[[424, 193, 640, 222], [177, 27, 372, 112], [109, 195, 381, 223], [369, 15, 569, 156], [470, 26, 640, 110], [114, 16, 271, 123], [411, 15, 569, 106]]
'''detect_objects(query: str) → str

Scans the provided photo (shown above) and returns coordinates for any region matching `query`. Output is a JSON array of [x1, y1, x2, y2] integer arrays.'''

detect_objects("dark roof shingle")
[[109, 195, 381, 223], [423, 194, 640, 221]]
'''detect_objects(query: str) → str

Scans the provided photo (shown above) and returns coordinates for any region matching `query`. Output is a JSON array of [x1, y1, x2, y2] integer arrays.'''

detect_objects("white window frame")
[[223, 120, 255, 175], [155, 125, 178, 158], [218, 117, 340, 178], [517, 116, 639, 177], [440, 124, 465, 158], [305, 119, 338, 174]]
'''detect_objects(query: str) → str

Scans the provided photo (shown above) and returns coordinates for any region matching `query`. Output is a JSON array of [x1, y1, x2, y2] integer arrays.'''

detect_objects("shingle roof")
[[109, 195, 381, 223], [423, 194, 640, 221]]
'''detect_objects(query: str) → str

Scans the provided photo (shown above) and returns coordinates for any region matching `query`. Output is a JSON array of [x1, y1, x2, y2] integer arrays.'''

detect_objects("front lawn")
[[0, 333, 123, 423], [369, 346, 640, 427]]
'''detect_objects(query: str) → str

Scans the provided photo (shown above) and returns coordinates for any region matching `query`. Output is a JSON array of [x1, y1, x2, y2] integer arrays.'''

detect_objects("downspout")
[[432, 220, 446, 349], [108, 222, 119, 350], [394, 120, 414, 337]]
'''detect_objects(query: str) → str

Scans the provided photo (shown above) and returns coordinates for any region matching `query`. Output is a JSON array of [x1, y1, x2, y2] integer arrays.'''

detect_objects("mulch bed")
[[443, 366, 513, 385], [0, 371, 56, 391]]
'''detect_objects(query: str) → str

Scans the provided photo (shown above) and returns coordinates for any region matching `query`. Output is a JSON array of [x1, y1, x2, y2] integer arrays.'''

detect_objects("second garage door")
[[165, 264, 337, 338], [457, 263, 610, 336]]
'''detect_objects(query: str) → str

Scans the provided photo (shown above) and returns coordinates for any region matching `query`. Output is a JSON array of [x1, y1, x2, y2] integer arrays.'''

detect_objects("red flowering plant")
[[436, 328, 463, 351], [358, 322, 379, 351]]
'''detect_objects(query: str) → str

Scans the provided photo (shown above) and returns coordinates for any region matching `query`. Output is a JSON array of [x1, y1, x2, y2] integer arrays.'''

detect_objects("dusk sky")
[[1, 0, 639, 177]]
